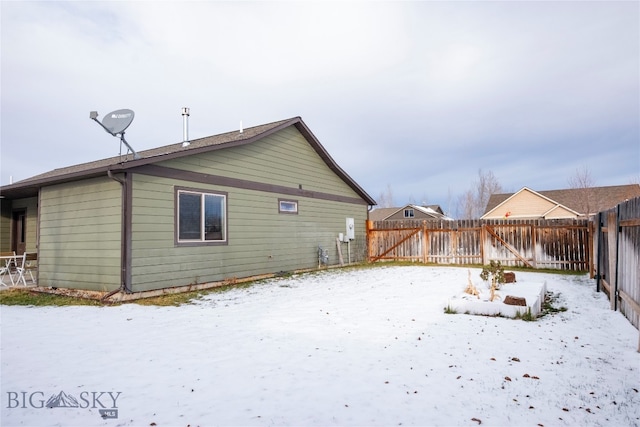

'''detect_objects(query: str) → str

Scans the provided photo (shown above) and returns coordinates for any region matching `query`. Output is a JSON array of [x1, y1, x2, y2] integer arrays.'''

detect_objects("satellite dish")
[[90, 108, 140, 159], [101, 109, 135, 136]]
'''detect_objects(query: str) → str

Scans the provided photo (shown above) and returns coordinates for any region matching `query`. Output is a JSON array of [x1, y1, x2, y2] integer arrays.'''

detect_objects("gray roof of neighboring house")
[[369, 204, 450, 221], [369, 207, 399, 221], [484, 184, 640, 216], [0, 117, 377, 205]]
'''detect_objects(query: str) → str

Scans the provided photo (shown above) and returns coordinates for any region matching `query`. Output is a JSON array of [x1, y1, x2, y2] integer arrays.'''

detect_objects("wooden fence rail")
[[367, 218, 591, 271], [593, 196, 640, 350]]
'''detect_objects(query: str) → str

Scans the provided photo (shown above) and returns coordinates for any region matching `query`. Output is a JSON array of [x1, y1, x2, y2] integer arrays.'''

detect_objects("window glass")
[[179, 192, 202, 240], [178, 190, 226, 242], [279, 200, 298, 214], [204, 194, 225, 240], [404, 209, 415, 218]]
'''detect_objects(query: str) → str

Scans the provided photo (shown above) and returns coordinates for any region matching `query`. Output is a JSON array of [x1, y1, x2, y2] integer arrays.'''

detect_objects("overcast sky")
[[1, 1, 638, 215]]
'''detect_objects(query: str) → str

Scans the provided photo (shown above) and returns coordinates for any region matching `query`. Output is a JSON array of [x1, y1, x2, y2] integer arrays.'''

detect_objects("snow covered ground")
[[1, 266, 639, 427]]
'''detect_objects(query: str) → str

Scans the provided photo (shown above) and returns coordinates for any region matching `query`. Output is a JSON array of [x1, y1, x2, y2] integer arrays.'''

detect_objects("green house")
[[0, 117, 376, 296]]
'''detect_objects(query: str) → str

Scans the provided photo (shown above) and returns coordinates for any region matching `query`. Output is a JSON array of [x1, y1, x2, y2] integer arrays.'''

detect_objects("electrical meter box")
[[346, 218, 355, 240]]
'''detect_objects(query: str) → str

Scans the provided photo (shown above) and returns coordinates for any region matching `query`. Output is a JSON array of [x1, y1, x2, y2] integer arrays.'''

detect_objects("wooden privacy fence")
[[366, 218, 591, 271], [593, 196, 640, 349]]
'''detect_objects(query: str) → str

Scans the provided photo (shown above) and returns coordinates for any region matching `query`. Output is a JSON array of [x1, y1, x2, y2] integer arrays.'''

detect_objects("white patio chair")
[[21, 252, 38, 284], [0, 251, 16, 287], [12, 253, 27, 287]]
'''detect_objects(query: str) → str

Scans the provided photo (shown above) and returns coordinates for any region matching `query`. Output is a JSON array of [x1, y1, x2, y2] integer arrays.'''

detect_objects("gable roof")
[[0, 117, 376, 205], [482, 187, 580, 219], [483, 184, 640, 217], [369, 207, 398, 221], [370, 204, 452, 221]]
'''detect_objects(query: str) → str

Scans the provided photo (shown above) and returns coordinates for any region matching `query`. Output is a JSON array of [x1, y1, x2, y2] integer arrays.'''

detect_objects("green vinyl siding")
[[130, 175, 367, 291], [128, 126, 368, 291], [1, 197, 38, 253], [38, 177, 122, 291], [163, 127, 357, 196], [17, 124, 370, 293], [0, 199, 10, 252]]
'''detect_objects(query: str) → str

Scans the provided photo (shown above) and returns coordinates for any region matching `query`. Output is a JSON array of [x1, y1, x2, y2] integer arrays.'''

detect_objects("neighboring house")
[[370, 204, 452, 221], [482, 185, 640, 220], [0, 117, 376, 294]]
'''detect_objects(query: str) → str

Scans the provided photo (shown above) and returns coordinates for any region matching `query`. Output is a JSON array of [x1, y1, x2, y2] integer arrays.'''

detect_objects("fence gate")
[[483, 224, 534, 268], [367, 223, 423, 263], [594, 197, 640, 347]]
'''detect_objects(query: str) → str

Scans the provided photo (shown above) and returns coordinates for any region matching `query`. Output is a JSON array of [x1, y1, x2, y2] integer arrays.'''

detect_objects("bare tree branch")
[[457, 169, 503, 219], [567, 165, 596, 216], [567, 165, 595, 189], [377, 184, 395, 208]]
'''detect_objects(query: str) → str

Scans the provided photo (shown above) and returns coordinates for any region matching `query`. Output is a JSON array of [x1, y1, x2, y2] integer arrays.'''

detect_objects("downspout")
[[103, 170, 131, 300]]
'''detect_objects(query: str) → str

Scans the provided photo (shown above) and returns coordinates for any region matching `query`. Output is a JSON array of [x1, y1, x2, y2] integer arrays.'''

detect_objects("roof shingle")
[[484, 185, 640, 216]]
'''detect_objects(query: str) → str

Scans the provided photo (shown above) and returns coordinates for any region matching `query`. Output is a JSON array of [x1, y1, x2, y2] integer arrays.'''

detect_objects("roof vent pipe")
[[240, 120, 243, 134], [182, 107, 190, 147]]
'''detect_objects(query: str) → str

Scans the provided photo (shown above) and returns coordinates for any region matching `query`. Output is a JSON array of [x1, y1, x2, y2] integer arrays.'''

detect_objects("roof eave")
[[1, 117, 377, 206], [293, 120, 377, 206], [0, 165, 120, 199]]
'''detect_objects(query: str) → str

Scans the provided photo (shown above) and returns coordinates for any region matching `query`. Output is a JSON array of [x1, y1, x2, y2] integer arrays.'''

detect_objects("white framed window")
[[279, 199, 298, 214], [404, 208, 415, 218], [177, 189, 227, 243]]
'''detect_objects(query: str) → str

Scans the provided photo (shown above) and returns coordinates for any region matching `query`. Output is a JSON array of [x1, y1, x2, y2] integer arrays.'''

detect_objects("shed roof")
[[0, 117, 376, 205]]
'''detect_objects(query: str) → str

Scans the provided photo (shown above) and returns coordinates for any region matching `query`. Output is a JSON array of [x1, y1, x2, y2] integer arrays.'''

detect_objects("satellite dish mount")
[[90, 109, 140, 160]]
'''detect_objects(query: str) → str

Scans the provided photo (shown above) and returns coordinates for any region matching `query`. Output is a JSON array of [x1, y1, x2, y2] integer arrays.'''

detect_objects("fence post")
[[366, 220, 373, 263], [451, 226, 457, 266], [607, 210, 617, 311], [422, 220, 428, 264], [614, 204, 621, 312], [480, 223, 487, 265], [595, 213, 602, 293], [530, 222, 537, 269], [588, 218, 595, 279]]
